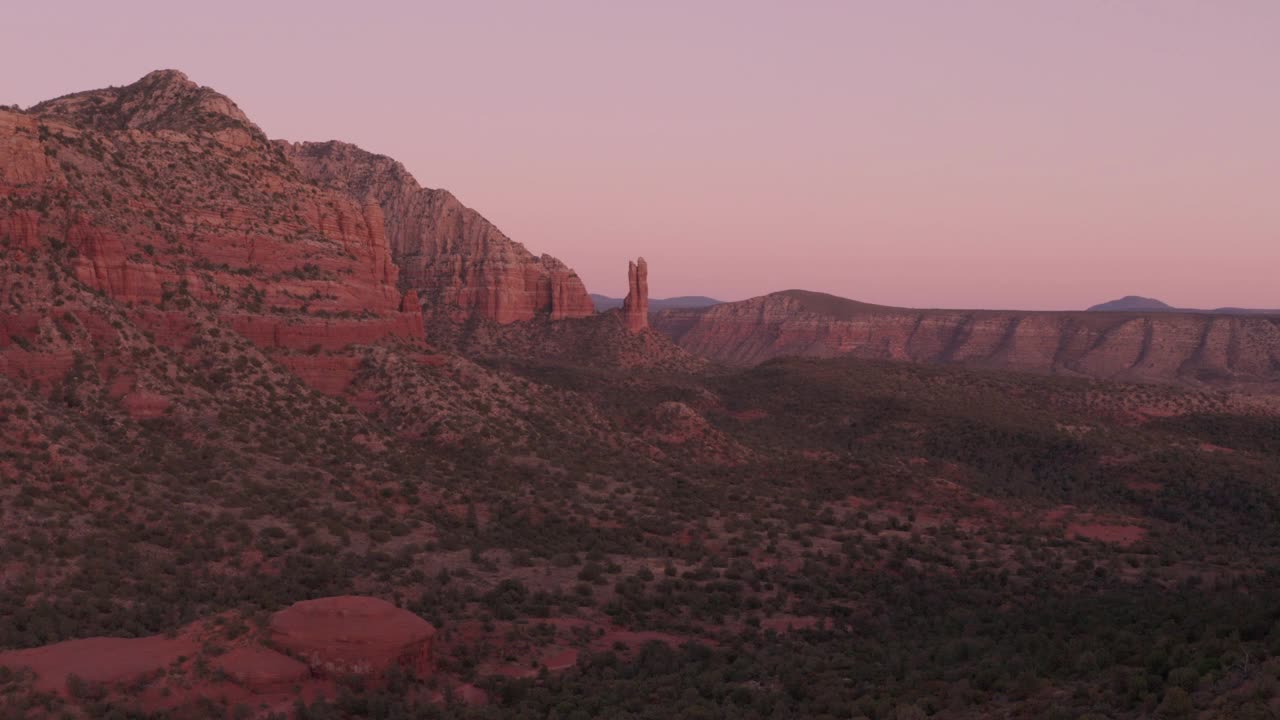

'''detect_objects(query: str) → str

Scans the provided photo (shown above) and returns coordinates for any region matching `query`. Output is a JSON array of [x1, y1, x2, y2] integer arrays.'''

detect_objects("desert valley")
[[2, 69, 1280, 720]]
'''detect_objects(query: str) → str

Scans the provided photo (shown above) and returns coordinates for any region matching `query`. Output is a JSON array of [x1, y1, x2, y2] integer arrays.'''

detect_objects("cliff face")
[[283, 141, 594, 324], [1, 70, 424, 397], [654, 290, 1280, 386]]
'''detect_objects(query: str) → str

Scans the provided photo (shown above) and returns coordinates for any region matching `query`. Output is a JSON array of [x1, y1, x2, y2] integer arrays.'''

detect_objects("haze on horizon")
[[4, 0, 1277, 311]]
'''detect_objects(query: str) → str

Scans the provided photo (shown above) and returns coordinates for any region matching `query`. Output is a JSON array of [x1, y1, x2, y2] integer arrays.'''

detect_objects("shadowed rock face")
[[284, 141, 594, 325], [654, 290, 1280, 387], [621, 257, 649, 332]]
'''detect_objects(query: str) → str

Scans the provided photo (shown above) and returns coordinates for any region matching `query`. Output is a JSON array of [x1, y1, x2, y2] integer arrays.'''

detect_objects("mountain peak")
[[31, 69, 262, 142], [136, 68, 196, 89]]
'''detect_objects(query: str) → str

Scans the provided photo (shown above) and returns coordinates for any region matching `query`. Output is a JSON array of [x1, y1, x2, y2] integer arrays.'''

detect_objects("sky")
[[4, 1, 1278, 309]]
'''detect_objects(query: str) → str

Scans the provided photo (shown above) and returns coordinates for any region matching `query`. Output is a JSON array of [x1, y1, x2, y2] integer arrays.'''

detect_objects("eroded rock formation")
[[284, 141, 594, 324], [621, 257, 649, 332]]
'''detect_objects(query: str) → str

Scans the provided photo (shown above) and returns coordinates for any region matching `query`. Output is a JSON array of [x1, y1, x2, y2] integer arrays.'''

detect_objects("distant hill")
[[1088, 296, 1176, 312], [591, 294, 722, 313], [1089, 296, 1279, 315]]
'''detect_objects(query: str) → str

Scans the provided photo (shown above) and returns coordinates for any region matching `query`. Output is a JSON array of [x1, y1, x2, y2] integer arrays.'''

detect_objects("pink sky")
[[5, 1, 1278, 309]]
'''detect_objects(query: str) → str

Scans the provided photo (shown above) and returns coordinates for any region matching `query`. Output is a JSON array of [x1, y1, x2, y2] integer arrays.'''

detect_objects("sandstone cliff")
[[1, 70, 425, 397], [283, 140, 594, 324], [654, 290, 1280, 387]]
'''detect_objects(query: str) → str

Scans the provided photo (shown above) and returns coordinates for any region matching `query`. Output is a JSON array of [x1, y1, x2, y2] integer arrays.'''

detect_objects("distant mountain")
[[1088, 296, 1176, 312], [591, 294, 722, 313], [1089, 296, 1279, 315]]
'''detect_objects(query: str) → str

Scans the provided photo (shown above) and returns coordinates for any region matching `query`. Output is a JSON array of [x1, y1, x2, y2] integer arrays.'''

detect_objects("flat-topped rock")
[[0, 635, 198, 693]]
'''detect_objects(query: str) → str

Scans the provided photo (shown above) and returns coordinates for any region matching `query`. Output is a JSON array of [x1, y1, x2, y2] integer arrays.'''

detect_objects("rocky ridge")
[[654, 289, 1280, 387], [3, 70, 426, 399], [284, 140, 594, 325]]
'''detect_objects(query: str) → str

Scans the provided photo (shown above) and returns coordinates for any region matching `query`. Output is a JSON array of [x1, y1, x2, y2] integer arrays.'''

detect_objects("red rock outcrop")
[[284, 140, 595, 324], [621, 257, 649, 332], [1, 70, 426, 398], [653, 289, 1280, 387], [0, 597, 429, 716], [269, 596, 436, 679]]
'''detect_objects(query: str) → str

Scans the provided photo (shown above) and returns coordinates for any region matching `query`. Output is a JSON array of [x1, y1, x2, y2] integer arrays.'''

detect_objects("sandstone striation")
[[284, 141, 594, 324], [621, 257, 649, 332], [654, 289, 1280, 387]]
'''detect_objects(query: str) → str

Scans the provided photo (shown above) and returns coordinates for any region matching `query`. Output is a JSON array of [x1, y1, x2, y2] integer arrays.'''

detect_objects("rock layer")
[[654, 290, 1280, 387], [284, 141, 594, 324], [621, 257, 649, 332]]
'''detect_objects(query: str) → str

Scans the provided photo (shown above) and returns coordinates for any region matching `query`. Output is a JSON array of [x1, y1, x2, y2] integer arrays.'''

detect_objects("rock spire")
[[622, 257, 649, 332]]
